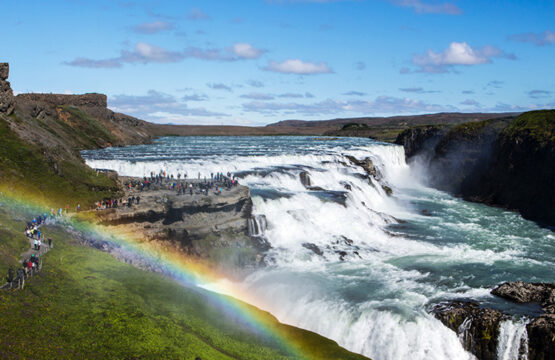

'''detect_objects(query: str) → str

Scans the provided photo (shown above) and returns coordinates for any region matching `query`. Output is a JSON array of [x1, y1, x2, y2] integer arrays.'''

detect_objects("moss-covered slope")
[[0, 208, 368, 360]]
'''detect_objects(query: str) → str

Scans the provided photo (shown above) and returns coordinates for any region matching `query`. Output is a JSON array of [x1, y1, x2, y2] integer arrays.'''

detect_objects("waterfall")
[[497, 318, 529, 360], [82, 136, 555, 360], [248, 214, 267, 237]]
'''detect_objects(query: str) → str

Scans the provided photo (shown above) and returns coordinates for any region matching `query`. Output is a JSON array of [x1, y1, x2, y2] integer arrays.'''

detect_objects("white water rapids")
[[83, 136, 554, 360]]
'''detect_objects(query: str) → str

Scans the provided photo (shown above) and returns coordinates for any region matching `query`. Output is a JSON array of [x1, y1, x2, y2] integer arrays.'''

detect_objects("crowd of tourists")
[[87, 170, 240, 212], [121, 170, 240, 197]]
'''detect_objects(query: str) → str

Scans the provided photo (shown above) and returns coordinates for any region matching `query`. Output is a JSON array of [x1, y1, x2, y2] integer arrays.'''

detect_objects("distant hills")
[[149, 112, 521, 142]]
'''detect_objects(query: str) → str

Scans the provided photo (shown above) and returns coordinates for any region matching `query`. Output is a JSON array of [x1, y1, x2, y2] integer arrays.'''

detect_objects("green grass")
[[0, 208, 28, 275], [504, 110, 555, 145], [57, 106, 117, 148], [0, 209, 368, 360], [0, 117, 121, 209]]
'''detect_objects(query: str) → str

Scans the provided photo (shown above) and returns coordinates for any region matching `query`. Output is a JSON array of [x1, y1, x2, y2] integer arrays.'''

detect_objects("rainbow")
[[0, 192, 312, 359]]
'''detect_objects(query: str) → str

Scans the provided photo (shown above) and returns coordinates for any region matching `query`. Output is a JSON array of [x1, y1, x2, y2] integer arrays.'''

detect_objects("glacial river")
[[82, 136, 554, 360]]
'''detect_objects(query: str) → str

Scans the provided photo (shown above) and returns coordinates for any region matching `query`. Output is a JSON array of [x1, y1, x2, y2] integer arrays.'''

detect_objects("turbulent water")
[[82, 136, 554, 360]]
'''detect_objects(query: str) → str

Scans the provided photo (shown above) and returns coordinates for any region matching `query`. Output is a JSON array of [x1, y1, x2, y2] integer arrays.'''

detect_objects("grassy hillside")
[[503, 109, 555, 145], [0, 115, 121, 209], [0, 207, 368, 360]]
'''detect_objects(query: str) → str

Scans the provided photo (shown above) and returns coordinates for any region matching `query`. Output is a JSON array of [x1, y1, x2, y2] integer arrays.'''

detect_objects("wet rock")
[[492, 282, 555, 311], [299, 171, 311, 187], [345, 155, 379, 179], [302, 243, 323, 256], [432, 282, 555, 360], [527, 314, 555, 360], [337, 250, 348, 261], [381, 185, 393, 196], [432, 301, 505, 360], [307, 186, 325, 191], [492, 282, 555, 360]]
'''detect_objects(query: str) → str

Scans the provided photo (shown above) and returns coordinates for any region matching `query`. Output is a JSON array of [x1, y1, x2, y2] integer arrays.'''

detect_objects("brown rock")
[[0, 63, 8, 80]]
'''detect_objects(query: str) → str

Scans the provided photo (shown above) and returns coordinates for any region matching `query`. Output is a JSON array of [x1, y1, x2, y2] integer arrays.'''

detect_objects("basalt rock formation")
[[0, 63, 15, 115], [395, 111, 554, 226], [432, 281, 555, 360], [93, 179, 264, 274]]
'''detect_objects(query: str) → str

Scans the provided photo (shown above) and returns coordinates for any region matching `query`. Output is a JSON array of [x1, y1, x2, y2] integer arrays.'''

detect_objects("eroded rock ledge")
[[91, 178, 267, 275], [432, 282, 555, 360]]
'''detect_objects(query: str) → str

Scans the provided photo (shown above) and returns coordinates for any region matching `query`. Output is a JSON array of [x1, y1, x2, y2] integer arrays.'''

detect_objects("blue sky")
[[2, 0, 554, 125]]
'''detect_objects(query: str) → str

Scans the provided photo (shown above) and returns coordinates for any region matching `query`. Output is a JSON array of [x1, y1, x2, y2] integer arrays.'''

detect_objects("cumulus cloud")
[[188, 8, 210, 21], [509, 30, 555, 46], [65, 42, 265, 68], [108, 90, 227, 123], [390, 0, 462, 15], [133, 20, 174, 34], [242, 96, 453, 116], [231, 43, 266, 59], [409, 42, 515, 73], [121, 42, 185, 63], [264, 59, 333, 75], [207, 83, 233, 92]]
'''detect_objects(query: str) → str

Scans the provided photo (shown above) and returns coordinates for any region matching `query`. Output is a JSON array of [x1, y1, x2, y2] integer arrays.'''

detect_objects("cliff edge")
[[395, 111, 555, 227]]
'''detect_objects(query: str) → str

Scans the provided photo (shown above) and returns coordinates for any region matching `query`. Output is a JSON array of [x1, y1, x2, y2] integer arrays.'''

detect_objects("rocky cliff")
[[0, 63, 153, 207], [0, 63, 15, 115], [92, 179, 267, 274], [432, 282, 555, 360], [395, 111, 554, 226]]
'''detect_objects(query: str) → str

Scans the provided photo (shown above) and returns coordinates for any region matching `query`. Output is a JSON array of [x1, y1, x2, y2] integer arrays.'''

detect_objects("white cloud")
[[66, 42, 265, 68], [231, 43, 266, 59], [410, 42, 515, 73], [264, 59, 333, 75], [122, 42, 184, 63]]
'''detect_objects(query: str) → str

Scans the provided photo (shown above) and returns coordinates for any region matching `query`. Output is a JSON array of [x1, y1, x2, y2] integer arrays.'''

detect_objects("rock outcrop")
[[432, 281, 555, 360], [395, 125, 447, 159], [432, 301, 504, 360], [16, 93, 107, 108], [94, 179, 263, 274], [395, 111, 554, 226], [0, 63, 15, 115]]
